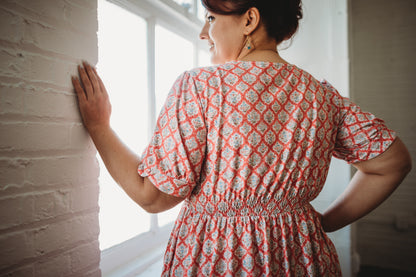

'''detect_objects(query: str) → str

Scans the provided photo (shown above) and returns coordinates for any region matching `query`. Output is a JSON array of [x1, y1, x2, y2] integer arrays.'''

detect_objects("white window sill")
[[135, 257, 163, 277], [101, 223, 173, 277]]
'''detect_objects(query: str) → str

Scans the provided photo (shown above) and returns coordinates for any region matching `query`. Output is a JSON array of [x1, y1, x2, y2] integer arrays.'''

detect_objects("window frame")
[[99, 0, 205, 275]]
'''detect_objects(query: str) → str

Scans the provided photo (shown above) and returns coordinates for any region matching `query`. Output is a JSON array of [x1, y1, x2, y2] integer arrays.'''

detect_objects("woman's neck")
[[239, 49, 289, 64], [236, 32, 289, 64]]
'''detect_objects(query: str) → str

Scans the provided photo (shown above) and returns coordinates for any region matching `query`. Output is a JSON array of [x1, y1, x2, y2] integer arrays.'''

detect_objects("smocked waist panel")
[[184, 196, 310, 218]]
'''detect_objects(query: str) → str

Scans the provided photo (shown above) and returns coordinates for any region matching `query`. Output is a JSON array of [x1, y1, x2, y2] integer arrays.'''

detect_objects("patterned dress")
[[138, 61, 396, 276]]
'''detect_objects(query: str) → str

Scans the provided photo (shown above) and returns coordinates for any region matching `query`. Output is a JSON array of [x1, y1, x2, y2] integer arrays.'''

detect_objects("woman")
[[72, 0, 411, 276]]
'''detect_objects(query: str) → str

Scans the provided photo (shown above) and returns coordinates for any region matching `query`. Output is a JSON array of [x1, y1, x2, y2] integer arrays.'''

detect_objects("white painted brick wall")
[[350, 0, 416, 272], [0, 0, 100, 276]]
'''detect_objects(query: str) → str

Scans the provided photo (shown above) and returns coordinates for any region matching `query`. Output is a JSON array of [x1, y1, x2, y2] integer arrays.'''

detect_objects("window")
[[169, 0, 206, 20], [97, 0, 207, 275], [97, 0, 150, 250]]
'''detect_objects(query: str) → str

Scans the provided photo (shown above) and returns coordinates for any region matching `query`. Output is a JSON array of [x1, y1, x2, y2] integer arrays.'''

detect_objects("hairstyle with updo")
[[201, 0, 303, 45]]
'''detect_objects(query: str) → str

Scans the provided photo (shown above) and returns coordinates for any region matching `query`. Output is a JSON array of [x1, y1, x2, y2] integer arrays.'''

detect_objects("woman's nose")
[[199, 22, 209, 40]]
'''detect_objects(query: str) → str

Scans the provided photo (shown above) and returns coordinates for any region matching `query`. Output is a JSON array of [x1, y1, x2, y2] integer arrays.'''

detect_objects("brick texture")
[[0, 0, 100, 276]]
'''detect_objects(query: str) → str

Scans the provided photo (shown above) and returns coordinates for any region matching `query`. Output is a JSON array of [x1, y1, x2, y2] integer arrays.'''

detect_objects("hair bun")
[[202, 0, 303, 44]]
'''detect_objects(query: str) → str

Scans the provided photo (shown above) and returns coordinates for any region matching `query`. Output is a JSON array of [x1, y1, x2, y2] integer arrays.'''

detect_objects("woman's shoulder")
[[186, 63, 227, 77], [186, 60, 295, 80], [188, 60, 318, 79], [185, 61, 340, 95]]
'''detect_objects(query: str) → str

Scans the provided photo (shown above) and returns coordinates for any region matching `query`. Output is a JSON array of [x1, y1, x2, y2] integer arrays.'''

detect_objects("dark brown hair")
[[201, 0, 303, 44]]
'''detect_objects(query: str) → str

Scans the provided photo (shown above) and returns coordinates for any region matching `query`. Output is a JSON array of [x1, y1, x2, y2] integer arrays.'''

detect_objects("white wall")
[[281, 0, 353, 276], [0, 0, 101, 276]]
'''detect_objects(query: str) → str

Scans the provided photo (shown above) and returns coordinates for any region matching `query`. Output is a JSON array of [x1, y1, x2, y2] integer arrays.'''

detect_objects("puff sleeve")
[[322, 81, 397, 164], [138, 71, 207, 198]]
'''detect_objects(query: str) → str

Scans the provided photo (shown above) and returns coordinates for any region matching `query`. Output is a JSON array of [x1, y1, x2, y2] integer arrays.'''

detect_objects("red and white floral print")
[[138, 61, 396, 276]]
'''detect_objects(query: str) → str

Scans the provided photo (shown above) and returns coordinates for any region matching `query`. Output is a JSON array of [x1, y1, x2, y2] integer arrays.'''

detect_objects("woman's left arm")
[[321, 137, 412, 232], [72, 62, 184, 213]]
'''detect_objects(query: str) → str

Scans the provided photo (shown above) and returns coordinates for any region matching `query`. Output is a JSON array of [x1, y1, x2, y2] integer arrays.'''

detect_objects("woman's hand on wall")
[[72, 61, 112, 134], [70, 61, 184, 213]]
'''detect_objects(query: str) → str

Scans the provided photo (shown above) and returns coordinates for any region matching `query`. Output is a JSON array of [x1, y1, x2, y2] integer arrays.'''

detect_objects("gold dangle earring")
[[237, 35, 254, 59], [246, 36, 253, 50]]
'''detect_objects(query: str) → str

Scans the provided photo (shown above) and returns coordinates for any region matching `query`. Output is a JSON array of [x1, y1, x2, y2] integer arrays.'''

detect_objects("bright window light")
[[97, 0, 150, 250], [198, 49, 211, 67], [155, 25, 194, 115], [172, 0, 193, 9], [97, 0, 209, 252]]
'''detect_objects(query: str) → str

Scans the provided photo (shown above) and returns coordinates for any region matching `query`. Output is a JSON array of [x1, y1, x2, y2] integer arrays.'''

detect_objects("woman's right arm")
[[321, 137, 412, 232], [72, 62, 185, 213]]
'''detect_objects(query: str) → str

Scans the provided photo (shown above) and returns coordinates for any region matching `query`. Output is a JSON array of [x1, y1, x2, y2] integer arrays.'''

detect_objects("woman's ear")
[[243, 7, 261, 35]]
